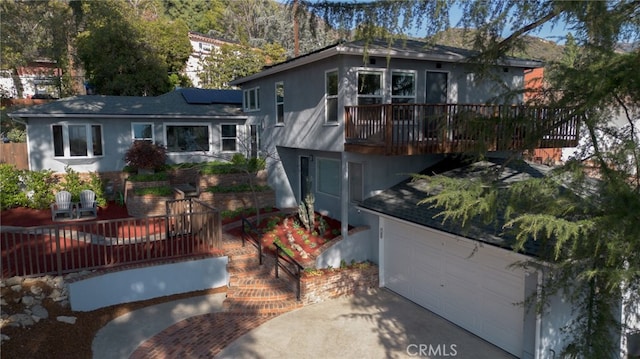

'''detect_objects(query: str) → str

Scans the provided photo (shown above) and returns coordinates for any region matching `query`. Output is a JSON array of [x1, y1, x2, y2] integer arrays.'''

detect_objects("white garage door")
[[383, 219, 526, 357]]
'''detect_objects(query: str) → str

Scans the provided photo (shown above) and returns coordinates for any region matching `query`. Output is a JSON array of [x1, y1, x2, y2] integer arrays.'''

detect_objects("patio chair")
[[51, 191, 75, 221], [77, 189, 98, 219]]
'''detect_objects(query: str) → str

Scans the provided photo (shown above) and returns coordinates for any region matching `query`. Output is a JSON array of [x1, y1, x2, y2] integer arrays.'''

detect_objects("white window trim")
[[220, 123, 239, 152], [131, 122, 154, 142], [316, 157, 341, 198], [275, 81, 284, 126], [243, 86, 260, 112], [357, 69, 385, 105], [52, 123, 104, 158], [391, 70, 417, 103], [163, 122, 212, 153], [325, 69, 339, 124]]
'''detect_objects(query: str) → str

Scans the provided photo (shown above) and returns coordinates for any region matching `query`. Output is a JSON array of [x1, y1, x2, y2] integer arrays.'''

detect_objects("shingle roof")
[[359, 156, 551, 256], [9, 88, 244, 119]]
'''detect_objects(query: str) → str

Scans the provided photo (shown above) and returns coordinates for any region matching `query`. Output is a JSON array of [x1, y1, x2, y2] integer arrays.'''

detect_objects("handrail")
[[273, 241, 304, 301], [240, 216, 263, 265]]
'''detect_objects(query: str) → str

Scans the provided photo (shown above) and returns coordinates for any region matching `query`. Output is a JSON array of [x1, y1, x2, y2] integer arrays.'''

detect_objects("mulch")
[[1, 201, 131, 227]]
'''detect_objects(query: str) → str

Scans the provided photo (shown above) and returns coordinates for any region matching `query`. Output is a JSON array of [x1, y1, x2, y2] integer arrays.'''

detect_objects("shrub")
[[0, 164, 25, 210], [128, 172, 168, 182], [124, 141, 167, 171], [22, 169, 57, 209], [134, 186, 174, 196]]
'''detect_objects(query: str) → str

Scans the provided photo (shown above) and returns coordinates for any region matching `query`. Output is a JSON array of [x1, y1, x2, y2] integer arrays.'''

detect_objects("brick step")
[[229, 275, 290, 289], [222, 298, 302, 315], [226, 286, 295, 301]]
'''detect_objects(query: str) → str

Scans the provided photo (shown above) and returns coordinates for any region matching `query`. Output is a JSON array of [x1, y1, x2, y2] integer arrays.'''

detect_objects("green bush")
[[0, 164, 25, 210], [134, 186, 174, 196], [206, 184, 271, 193], [128, 172, 168, 182], [22, 169, 57, 209]]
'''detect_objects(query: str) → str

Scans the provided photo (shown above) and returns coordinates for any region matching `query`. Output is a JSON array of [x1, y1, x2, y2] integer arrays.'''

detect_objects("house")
[[0, 60, 63, 99], [226, 38, 640, 358], [8, 88, 252, 176], [185, 31, 236, 88]]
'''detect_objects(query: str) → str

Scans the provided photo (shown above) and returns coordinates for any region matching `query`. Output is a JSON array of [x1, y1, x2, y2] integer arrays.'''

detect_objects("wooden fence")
[[1, 198, 222, 277], [0, 143, 28, 170]]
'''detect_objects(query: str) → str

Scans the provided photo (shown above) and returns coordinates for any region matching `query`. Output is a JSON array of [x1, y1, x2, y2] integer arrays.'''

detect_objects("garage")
[[382, 218, 527, 357]]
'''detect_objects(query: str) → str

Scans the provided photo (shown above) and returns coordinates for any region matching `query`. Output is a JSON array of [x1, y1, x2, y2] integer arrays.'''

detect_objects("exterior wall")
[[25, 117, 245, 173], [68, 256, 229, 311], [315, 226, 372, 268], [300, 263, 378, 306]]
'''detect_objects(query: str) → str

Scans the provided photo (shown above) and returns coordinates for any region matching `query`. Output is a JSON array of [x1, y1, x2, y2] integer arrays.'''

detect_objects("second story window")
[[357, 71, 383, 105], [275, 82, 284, 125], [243, 87, 260, 112], [325, 70, 338, 123], [391, 71, 416, 103]]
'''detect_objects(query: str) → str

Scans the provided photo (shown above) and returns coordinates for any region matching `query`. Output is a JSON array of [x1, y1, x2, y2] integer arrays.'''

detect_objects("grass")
[[207, 184, 271, 193], [133, 186, 174, 196]]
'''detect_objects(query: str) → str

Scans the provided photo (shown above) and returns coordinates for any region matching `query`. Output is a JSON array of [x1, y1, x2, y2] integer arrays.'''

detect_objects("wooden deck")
[[344, 103, 580, 156]]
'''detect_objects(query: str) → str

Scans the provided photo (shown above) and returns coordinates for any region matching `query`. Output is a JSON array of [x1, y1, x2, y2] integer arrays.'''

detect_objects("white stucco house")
[[8, 88, 252, 174], [184, 31, 236, 88], [229, 38, 636, 358]]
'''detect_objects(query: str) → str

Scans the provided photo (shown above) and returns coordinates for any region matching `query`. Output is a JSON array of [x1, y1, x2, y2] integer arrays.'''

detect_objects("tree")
[[298, 1, 640, 357], [75, 0, 190, 96]]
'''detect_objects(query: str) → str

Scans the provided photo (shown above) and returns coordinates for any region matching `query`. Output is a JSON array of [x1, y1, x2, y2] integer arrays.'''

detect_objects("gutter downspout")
[[535, 268, 543, 359], [340, 152, 349, 238]]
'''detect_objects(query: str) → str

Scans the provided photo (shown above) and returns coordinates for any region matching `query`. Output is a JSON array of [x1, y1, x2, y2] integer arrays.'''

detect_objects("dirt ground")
[[0, 282, 226, 359]]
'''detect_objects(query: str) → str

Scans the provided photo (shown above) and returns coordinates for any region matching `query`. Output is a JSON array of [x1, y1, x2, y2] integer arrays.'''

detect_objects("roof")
[[359, 156, 552, 256], [230, 38, 544, 86], [8, 88, 244, 120]]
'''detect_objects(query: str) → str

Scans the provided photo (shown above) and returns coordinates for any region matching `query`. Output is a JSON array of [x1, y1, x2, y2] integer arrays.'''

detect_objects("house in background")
[[8, 88, 251, 176], [226, 38, 618, 358], [0, 59, 62, 99], [185, 31, 236, 88]]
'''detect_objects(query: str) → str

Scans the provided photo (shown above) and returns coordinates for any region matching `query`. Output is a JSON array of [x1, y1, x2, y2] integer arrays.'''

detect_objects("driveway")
[[216, 288, 516, 359]]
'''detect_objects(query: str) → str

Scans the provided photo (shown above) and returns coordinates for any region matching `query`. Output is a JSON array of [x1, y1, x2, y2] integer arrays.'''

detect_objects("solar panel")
[[181, 88, 242, 105]]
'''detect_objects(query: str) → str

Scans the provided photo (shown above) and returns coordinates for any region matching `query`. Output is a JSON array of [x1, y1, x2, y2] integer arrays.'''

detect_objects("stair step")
[[226, 286, 295, 301], [222, 298, 302, 315], [229, 276, 289, 289]]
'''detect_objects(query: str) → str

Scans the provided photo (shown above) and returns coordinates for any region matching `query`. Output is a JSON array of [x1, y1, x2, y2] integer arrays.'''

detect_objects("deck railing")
[[1, 198, 221, 277], [344, 103, 581, 155]]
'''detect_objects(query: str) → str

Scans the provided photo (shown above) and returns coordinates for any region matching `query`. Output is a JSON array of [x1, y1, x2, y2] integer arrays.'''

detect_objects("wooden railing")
[[344, 103, 581, 155], [2, 198, 221, 277]]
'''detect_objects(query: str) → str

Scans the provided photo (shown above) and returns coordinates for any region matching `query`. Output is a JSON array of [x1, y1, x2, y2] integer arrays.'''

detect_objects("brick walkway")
[[129, 230, 302, 358]]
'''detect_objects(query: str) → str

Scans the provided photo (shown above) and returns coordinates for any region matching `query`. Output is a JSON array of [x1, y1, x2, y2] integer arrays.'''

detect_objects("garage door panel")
[[384, 220, 525, 357]]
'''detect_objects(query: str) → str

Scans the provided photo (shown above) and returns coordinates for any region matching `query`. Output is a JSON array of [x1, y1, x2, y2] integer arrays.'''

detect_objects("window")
[[165, 125, 210, 152], [325, 70, 338, 123], [132, 123, 153, 141], [357, 71, 383, 105], [317, 158, 340, 197], [426, 71, 448, 104], [52, 124, 103, 157], [275, 82, 284, 125], [391, 71, 416, 103], [221, 124, 237, 152], [349, 162, 363, 203], [243, 87, 260, 111]]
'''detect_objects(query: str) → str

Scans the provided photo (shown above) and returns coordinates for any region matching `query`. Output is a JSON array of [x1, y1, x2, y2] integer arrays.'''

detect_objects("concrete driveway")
[[216, 288, 516, 359]]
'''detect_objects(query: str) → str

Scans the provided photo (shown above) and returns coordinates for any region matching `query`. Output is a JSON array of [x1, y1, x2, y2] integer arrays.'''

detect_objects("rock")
[[21, 295, 35, 306], [4, 277, 23, 287], [0, 334, 9, 342], [31, 304, 48, 320], [29, 285, 44, 296], [56, 316, 77, 324], [8, 313, 34, 327], [10, 284, 22, 292]]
